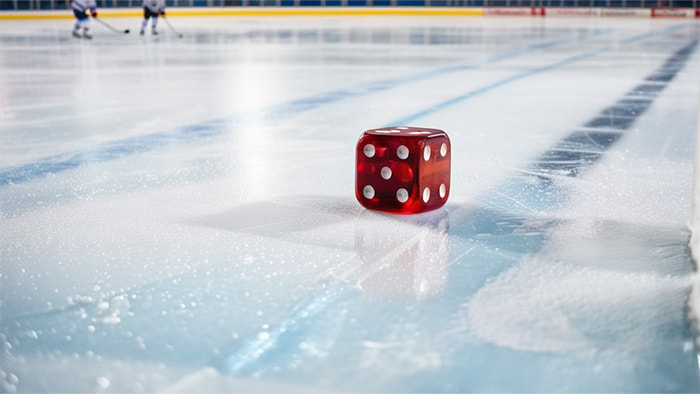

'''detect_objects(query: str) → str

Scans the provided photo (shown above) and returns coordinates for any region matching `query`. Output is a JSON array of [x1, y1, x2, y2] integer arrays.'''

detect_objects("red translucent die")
[[355, 126, 451, 214]]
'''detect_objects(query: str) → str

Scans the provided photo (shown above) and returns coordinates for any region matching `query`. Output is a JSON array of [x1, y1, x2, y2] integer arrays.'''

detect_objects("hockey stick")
[[94, 17, 130, 34], [162, 17, 183, 38]]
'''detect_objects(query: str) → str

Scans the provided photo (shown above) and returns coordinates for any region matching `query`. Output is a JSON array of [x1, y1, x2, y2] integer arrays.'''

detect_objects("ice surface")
[[1, 15, 700, 392]]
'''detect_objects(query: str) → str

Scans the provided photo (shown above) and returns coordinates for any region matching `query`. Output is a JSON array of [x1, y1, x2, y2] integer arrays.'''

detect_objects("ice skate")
[[72, 29, 81, 38], [82, 30, 92, 39], [151, 29, 158, 36], [139, 29, 145, 35]]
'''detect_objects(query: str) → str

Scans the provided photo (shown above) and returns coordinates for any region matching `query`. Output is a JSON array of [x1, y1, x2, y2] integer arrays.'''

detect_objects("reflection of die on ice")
[[355, 126, 451, 214], [353, 209, 450, 301]]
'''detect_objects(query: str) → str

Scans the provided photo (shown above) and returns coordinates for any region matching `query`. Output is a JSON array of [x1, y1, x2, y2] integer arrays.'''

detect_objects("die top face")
[[356, 126, 451, 214], [362, 126, 448, 139]]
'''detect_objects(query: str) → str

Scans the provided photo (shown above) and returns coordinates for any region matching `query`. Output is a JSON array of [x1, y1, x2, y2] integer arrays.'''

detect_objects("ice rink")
[[1, 12, 700, 392]]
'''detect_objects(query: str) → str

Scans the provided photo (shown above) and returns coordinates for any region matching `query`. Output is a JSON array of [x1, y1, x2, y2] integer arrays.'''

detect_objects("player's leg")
[[151, 14, 159, 35], [82, 16, 92, 39], [140, 7, 150, 35], [72, 9, 87, 38]]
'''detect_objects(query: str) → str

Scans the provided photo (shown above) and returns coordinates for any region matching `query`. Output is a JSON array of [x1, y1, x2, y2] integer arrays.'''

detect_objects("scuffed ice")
[[1, 15, 699, 393]]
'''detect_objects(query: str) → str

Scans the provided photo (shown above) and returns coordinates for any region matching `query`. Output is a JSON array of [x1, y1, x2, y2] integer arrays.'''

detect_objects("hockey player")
[[140, 0, 166, 36], [71, 0, 97, 39]]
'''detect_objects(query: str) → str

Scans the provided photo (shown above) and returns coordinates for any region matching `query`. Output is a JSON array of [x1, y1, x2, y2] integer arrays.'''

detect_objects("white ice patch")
[[358, 326, 444, 375], [466, 257, 688, 354], [557, 157, 692, 229]]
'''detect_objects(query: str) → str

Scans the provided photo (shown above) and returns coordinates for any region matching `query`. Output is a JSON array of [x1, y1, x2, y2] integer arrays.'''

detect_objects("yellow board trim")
[[0, 6, 484, 20]]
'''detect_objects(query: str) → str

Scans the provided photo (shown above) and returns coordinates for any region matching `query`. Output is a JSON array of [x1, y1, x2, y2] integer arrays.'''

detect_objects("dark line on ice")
[[529, 38, 698, 178]]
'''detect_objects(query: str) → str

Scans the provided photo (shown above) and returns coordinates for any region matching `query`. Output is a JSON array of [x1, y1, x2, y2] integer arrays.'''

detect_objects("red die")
[[355, 126, 451, 214]]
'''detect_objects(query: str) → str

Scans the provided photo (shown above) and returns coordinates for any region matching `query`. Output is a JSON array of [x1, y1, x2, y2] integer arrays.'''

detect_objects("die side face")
[[355, 127, 451, 214]]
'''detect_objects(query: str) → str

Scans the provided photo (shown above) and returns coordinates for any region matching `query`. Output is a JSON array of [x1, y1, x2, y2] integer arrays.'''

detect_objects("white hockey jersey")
[[143, 0, 165, 13], [71, 0, 96, 12]]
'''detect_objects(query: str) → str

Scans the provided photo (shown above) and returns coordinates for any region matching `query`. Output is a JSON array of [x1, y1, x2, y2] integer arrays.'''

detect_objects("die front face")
[[355, 126, 451, 214]]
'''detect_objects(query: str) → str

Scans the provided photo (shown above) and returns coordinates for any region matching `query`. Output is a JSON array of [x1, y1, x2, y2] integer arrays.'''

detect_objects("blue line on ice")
[[0, 27, 615, 186]]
